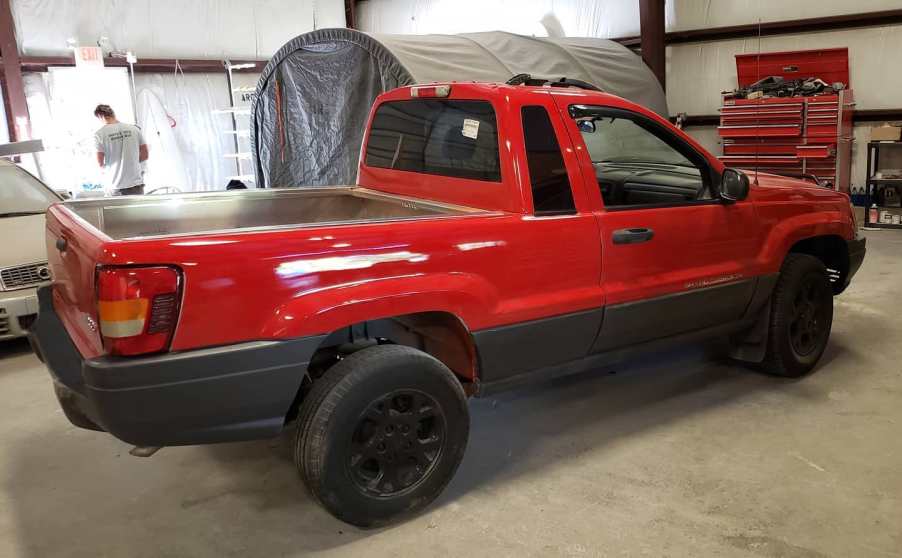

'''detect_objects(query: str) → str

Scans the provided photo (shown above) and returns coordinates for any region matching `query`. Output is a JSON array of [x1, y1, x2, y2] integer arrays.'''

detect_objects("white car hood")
[[0, 213, 47, 268]]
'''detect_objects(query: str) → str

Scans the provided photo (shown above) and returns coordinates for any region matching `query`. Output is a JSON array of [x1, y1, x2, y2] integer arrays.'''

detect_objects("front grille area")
[[0, 309, 9, 335], [0, 262, 51, 290]]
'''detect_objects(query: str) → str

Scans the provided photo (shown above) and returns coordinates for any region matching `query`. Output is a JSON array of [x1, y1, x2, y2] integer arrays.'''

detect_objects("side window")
[[576, 112, 709, 208], [521, 106, 576, 215]]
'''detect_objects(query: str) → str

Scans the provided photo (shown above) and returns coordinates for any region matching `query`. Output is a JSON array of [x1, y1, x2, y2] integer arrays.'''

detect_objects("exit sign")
[[75, 46, 104, 68]]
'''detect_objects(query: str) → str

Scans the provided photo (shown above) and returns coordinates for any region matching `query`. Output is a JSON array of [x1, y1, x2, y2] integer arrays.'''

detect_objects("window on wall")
[[365, 99, 501, 182], [521, 106, 576, 215], [575, 111, 710, 208]]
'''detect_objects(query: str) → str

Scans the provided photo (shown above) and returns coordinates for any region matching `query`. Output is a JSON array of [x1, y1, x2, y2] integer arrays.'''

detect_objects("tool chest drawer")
[[796, 145, 836, 159], [720, 155, 800, 166], [723, 142, 799, 156], [718, 124, 802, 138], [720, 111, 803, 125]]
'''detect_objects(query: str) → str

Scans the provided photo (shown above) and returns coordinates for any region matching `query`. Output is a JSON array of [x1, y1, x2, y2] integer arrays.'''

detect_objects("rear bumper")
[[0, 287, 39, 340], [30, 286, 325, 446]]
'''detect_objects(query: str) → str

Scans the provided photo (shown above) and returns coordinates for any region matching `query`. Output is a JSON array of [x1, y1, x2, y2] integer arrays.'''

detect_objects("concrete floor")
[[1, 231, 900, 558]]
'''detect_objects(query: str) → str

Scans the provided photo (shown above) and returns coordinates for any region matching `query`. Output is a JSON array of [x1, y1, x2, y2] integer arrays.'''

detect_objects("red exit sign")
[[75, 46, 104, 68]]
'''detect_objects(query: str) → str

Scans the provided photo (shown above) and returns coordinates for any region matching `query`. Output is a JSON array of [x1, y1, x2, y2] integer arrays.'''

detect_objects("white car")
[[0, 160, 59, 340]]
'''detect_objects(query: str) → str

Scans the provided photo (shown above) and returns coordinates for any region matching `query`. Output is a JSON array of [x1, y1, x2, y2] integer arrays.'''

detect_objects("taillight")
[[410, 85, 451, 98], [96, 266, 181, 356]]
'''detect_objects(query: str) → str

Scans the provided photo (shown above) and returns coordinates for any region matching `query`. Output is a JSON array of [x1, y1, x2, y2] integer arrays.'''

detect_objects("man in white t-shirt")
[[93, 104, 149, 196]]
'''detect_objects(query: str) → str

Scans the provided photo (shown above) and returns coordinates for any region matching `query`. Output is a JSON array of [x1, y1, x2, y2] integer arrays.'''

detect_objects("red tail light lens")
[[96, 266, 181, 356]]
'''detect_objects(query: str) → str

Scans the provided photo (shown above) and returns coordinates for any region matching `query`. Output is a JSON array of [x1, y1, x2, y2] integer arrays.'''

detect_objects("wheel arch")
[[786, 234, 849, 294], [285, 309, 480, 424], [314, 310, 479, 382]]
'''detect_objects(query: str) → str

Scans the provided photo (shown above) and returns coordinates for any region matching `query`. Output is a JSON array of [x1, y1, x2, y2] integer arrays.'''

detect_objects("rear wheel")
[[295, 344, 469, 527], [761, 254, 833, 377]]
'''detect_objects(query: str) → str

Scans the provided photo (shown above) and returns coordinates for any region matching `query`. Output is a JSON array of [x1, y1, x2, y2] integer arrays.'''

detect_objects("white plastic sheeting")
[[668, 0, 902, 32], [357, 0, 657, 38], [134, 71, 260, 192], [134, 73, 234, 192], [23, 69, 262, 193], [23, 68, 134, 193], [358, 0, 902, 40], [11, 0, 345, 58]]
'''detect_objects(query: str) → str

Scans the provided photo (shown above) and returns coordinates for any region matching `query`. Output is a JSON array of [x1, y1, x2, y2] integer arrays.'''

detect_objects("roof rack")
[[506, 73, 603, 92]]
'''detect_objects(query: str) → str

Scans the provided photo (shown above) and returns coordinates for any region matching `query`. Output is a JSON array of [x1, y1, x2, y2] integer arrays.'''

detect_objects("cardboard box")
[[870, 125, 902, 142]]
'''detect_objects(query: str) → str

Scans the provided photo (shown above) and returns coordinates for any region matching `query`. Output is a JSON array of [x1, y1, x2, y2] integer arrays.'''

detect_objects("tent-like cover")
[[252, 28, 667, 188]]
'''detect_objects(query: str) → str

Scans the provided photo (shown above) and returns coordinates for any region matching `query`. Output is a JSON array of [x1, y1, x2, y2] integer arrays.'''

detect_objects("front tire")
[[295, 345, 469, 527], [761, 254, 834, 377]]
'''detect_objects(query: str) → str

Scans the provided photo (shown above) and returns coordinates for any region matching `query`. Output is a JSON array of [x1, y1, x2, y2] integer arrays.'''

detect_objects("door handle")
[[612, 227, 654, 245]]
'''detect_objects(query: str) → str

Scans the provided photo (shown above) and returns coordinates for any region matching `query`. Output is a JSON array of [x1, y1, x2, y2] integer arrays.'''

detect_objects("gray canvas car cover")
[[252, 28, 667, 188]]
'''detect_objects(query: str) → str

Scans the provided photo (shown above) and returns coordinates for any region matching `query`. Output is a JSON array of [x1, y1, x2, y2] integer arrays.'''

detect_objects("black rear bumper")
[[29, 286, 325, 446]]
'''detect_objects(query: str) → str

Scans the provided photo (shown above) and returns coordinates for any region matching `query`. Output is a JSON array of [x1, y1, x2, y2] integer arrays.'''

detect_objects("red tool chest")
[[718, 48, 854, 191]]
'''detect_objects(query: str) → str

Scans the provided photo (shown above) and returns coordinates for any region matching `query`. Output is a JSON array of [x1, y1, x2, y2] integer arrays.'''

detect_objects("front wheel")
[[295, 344, 469, 527], [761, 254, 834, 377]]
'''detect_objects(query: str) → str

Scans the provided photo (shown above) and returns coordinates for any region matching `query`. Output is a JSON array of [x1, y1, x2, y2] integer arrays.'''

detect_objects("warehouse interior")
[[0, 1, 900, 556]]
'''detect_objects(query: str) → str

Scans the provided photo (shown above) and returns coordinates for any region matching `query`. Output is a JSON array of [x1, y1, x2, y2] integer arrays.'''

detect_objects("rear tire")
[[295, 344, 469, 527], [761, 254, 833, 377]]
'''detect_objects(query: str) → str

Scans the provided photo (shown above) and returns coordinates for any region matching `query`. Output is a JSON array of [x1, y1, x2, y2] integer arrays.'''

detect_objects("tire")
[[295, 344, 469, 527], [761, 254, 834, 377]]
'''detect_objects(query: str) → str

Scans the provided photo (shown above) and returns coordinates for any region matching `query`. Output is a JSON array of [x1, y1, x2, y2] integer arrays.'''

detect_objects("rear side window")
[[365, 100, 501, 182], [521, 106, 576, 215]]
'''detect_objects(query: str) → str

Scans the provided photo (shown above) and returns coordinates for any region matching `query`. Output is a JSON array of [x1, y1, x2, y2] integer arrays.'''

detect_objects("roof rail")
[[506, 73, 603, 92]]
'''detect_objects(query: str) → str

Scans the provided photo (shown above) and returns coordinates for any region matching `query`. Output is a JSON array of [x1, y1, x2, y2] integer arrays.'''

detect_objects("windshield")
[[0, 165, 59, 216], [579, 116, 698, 169]]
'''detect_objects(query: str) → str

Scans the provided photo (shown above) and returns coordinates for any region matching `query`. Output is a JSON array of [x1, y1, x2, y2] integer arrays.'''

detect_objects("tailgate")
[[45, 204, 108, 358]]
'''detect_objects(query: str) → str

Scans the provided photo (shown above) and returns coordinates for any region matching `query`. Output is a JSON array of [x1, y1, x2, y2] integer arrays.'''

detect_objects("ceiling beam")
[[12, 55, 267, 73], [616, 9, 902, 47]]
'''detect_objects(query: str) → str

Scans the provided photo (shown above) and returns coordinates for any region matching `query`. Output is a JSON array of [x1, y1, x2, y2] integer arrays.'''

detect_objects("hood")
[[0, 213, 48, 268], [745, 171, 849, 204]]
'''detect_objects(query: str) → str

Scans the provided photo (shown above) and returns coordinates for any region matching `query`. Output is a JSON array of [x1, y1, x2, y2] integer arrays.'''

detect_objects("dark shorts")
[[111, 184, 145, 196]]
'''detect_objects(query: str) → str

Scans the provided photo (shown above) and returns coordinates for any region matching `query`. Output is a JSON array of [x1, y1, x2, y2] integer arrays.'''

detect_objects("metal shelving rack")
[[216, 60, 255, 186], [864, 141, 902, 229]]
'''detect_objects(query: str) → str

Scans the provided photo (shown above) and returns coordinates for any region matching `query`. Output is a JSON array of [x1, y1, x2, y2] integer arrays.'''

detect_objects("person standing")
[[93, 104, 149, 196]]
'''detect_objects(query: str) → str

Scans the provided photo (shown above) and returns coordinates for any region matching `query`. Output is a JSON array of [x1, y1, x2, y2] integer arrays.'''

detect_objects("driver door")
[[562, 104, 763, 352]]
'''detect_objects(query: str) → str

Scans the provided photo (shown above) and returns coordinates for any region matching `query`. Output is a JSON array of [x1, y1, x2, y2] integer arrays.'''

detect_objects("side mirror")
[[577, 120, 596, 134], [720, 168, 750, 203]]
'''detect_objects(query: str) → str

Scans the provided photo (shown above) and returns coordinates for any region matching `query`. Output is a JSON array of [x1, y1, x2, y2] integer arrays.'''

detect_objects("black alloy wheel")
[[347, 390, 446, 497], [788, 275, 831, 357]]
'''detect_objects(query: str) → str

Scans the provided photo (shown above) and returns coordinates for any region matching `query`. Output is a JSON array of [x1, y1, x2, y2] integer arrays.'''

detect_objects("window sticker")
[[462, 118, 480, 139]]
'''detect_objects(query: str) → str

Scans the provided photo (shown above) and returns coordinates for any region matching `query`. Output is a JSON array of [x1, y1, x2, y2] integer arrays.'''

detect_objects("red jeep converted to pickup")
[[31, 80, 865, 527]]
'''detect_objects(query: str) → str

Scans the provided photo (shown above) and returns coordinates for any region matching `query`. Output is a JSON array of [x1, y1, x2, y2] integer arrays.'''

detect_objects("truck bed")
[[64, 186, 477, 240]]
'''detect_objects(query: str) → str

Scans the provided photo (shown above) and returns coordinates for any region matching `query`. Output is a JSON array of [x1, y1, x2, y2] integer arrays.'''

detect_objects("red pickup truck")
[[31, 80, 864, 527]]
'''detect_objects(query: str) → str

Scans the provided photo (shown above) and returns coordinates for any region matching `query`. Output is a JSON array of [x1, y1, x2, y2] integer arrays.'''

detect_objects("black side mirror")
[[720, 168, 750, 203], [577, 120, 596, 134]]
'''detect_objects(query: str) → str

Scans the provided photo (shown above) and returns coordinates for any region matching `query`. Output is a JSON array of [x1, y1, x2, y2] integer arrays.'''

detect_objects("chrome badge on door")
[[685, 274, 743, 290]]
